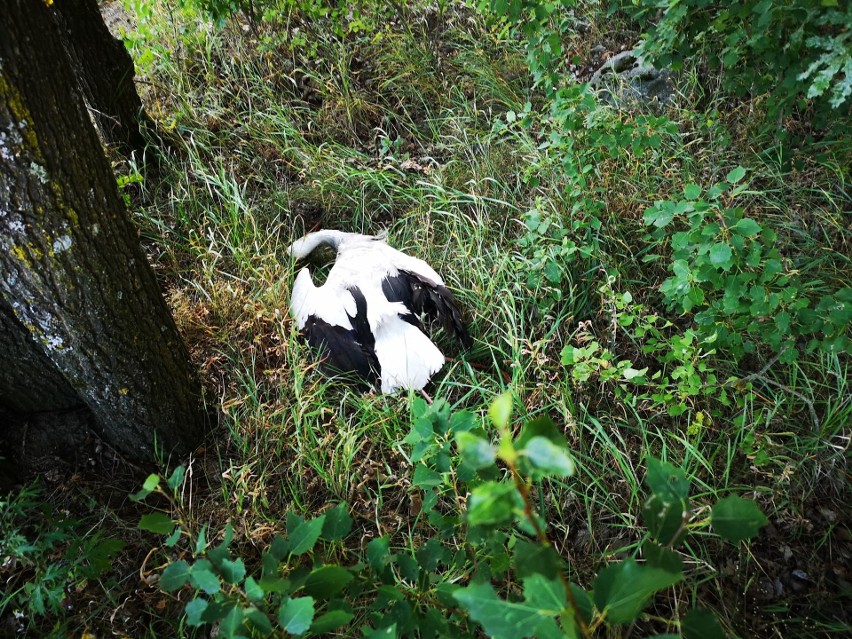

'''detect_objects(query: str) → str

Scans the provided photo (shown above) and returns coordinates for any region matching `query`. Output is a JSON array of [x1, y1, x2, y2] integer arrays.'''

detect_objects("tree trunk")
[[0, 302, 82, 414], [0, 0, 206, 461], [50, 0, 154, 157]]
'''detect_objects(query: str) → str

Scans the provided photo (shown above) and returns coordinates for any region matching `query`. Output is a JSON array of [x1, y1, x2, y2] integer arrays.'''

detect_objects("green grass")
[[4, 0, 849, 637]]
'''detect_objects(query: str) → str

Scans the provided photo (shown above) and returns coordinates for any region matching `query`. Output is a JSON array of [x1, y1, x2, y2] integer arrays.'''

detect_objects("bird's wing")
[[301, 315, 380, 386], [381, 270, 472, 348]]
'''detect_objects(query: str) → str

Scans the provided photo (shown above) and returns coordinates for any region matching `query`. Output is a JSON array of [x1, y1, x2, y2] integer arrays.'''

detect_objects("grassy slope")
[[3, 1, 849, 637]]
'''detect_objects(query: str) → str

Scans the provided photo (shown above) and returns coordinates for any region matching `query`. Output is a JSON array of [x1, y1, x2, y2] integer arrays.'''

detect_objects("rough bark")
[[50, 0, 153, 156], [0, 302, 81, 413], [0, 0, 206, 460]]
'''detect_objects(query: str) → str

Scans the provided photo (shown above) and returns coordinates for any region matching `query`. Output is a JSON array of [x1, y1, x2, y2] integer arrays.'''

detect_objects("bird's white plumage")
[[288, 230, 453, 393]]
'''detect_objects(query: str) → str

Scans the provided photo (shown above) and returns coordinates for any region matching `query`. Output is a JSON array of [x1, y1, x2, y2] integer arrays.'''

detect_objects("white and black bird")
[[288, 230, 471, 393]]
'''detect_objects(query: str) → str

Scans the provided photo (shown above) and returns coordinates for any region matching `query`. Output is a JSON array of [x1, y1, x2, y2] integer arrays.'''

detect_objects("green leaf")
[[682, 608, 726, 639], [244, 576, 264, 602], [592, 559, 683, 624], [726, 166, 747, 183], [131, 473, 160, 500], [732, 217, 761, 237], [709, 242, 733, 269], [309, 610, 354, 634], [711, 495, 768, 543], [245, 607, 273, 634], [515, 416, 565, 450], [684, 183, 702, 200], [303, 565, 353, 598], [190, 560, 221, 595], [645, 457, 690, 502], [184, 598, 208, 626], [642, 493, 687, 545], [220, 557, 246, 585], [453, 580, 560, 639], [364, 623, 398, 639], [321, 503, 352, 541], [164, 526, 182, 548], [219, 605, 243, 638], [489, 391, 513, 429], [514, 539, 560, 579], [160, 560, 191, 592], [521, 437, 575, 478], [643, 541, 684, 573], [278, 596, 315, 635], [467, 481, 523, 527], [367, 537, 390, 572], [288, 515, 326, 556], [195, 525, 208, 554], [138, 512, 175, 535], [167, 465, 186, 491], [522, 574, 566, 612], [456, 432, 497, 469], [413, 464, 443, 488]]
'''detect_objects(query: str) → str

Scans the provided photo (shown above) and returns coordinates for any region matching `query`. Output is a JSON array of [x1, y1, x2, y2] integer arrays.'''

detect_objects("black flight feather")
[[300, 286, 380, 386], [382, 271, 472, 348]]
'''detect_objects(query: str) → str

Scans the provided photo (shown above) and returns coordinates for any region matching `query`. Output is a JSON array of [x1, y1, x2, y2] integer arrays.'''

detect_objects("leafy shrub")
[[625, 0, 852, 120], [139, 393, 768, 637], [0, 484, 125, 633], [643, 167, 851, 358]]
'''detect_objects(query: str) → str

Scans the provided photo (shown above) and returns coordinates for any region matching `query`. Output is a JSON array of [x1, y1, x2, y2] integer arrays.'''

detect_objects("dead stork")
[[288, 230, 471, 393]]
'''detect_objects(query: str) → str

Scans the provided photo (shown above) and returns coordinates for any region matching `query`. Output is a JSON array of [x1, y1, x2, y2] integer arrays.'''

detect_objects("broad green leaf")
[[413, 464, 442, 488], [303, 565, 353, 598], [682, 607, 726, 639], [592, 559, 683, 624], [642, 494, 687, 545], [131, 473, 160, 500], [167, 465, 186, 491], [219, 605, 243, 638], [164, 526, 182, 548], [684, 183, 702, 200], [184, 598, 208, 626], [309, 610, 354, 633], [643, 541, 684, 573], [711, 495, 768, 543], [453, 580, 561, 639], [643, 203, 675, 228], [450, 410, 476, 433], [220, 557, 246, 585], [245, 607, 273, 635], [489, 391, 513, 429], [367, 537, 390, 572], [364, 623, 397, 638], [456, 432, 497, 469], [522, 574, 566, 612], [726, 166, 747, 183], [321, 503, 352, 541], [732, 217, 761, 237], [278, 596, 315, 635], [138, 512, 175, 535], [709, 242, 733, 269], [160, 560, 190, 592], [515, 416, 566, 450], [645, 457, 690, 501], [467, 481, 523, 527], [288, 515, 326, 556], [244, 576, 264, 602], [514, 539, 560, 579], [521, 437, 575, 478], [416, 537, 448, 572], [190, 560, 221, 595]]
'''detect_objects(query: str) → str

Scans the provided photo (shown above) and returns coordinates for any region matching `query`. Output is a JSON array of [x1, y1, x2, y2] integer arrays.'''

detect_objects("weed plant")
[[2, 0, 849, 637]]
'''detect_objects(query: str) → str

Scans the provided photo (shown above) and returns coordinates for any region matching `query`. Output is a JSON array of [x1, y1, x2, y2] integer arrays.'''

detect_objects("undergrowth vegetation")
[[2, 0, 849, 637]]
